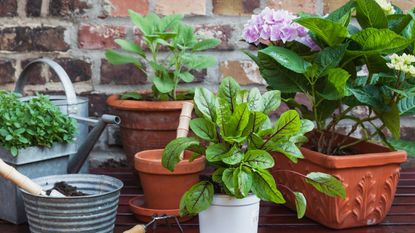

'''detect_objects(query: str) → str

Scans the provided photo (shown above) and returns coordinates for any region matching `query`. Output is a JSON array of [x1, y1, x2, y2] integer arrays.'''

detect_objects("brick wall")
[[1, 0, 415, 165]]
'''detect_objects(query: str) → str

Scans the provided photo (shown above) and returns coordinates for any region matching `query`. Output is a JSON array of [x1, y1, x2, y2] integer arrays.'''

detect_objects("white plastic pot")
[[199, 194, 260, 233]]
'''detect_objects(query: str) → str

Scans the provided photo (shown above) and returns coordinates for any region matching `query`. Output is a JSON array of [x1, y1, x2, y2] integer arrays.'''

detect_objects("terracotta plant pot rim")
[[135, 149, 205, 175], [300, 147, 407, 169], [106, 91, 193, 111]]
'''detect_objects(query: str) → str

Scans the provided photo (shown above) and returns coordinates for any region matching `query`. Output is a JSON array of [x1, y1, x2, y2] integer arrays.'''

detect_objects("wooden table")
[[1, 168, 415, 233]]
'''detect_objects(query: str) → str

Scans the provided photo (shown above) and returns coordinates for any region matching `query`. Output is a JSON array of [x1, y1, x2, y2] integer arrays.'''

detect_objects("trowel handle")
[[123, 224, 145, 233], [0, 159, 45, 196], [176, 102, 194, 138]]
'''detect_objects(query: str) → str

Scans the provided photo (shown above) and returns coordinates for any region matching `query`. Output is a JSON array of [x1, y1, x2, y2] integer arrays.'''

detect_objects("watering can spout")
[[67, 114, 121, 174]]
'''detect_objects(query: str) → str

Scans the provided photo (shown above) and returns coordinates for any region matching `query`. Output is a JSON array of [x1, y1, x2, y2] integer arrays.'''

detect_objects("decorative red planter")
[[272, 138, 407, 229]]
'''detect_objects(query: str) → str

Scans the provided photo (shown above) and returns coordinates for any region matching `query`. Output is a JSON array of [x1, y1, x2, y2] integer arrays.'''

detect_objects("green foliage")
[[162, 77, 345, 217], [247, 0, 415, 154], [0, 91, 76, 156], [105, 10, 220, 101]]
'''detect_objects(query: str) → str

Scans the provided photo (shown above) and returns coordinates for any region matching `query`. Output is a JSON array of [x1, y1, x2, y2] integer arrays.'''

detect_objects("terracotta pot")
[[107, 92, 192, 162], [135, 149, 205, 210], [272, 135, 407, 229]]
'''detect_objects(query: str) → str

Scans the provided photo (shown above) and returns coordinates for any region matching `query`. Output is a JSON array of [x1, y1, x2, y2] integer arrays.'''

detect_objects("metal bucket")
[[21, 174, 123, 233]]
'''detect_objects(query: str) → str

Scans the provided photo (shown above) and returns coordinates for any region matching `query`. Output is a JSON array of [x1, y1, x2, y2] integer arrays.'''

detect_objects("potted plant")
[[162, 77, 345, 233], [244, 0, 410, 228], [0, 91, 77, 224], [106, 10, 220, 161]]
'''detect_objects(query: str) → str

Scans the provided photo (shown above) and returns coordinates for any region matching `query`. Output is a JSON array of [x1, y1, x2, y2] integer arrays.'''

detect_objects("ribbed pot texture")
[[21, 174, 123, 233], [107, 93, 191, 162], [272, 135, 407, 229]]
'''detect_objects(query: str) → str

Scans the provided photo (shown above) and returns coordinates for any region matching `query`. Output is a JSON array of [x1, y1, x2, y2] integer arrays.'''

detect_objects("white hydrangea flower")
[[387, 53, 415, 77], [375, 0, 396, 15]]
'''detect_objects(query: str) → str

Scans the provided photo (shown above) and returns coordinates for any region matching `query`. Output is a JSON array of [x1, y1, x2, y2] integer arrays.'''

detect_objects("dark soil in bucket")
[[46, 181, 88, 196], [98, 159, 129, 168]]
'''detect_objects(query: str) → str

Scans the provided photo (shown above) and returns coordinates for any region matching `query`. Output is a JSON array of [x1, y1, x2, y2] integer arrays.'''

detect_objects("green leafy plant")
[[245, 0, 415, 155], [0, 91, 76, 156], [162, 77, 345, 218], [105, 10, 221, 101]]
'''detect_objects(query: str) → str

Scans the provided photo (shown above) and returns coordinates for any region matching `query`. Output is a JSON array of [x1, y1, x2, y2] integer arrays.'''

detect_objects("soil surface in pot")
[[98, 159, 130, 168], [120, 90, 194, 101], [45, 182, 88, 196]]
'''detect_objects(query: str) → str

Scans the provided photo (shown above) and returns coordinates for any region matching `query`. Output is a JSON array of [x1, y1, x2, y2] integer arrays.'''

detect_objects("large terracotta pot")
[[134, 149, 205, 209], [107, 93, 191, 162], [272, 136, 407, 229]]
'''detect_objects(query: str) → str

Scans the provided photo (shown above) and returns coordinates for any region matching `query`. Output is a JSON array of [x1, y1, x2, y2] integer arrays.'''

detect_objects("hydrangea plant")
[[106, 10, 220, 101], [245, 0, 415, 155], [162, 77, 345, 218]]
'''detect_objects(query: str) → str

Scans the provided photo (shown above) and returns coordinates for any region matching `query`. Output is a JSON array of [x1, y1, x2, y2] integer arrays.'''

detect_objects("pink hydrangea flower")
[[243, 7, 320, 51]]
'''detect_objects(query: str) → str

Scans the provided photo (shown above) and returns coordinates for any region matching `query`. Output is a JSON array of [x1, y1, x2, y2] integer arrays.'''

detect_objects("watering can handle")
[[0, 159, 45, 196], [14, 58, 78, 107]]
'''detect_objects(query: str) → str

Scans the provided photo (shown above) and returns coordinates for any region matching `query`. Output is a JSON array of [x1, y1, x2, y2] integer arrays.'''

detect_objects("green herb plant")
[[246, 0, 415, 155], [0, 91, 76, 156], [162, 77, 345, 218], [105, 10, 221, 101]]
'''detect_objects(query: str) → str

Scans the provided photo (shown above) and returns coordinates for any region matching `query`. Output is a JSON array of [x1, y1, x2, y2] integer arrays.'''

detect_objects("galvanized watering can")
[[0, 58, 120, 224]]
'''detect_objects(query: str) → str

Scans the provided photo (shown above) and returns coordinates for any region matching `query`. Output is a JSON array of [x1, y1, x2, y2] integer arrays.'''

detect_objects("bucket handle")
[[14, 58, 78, 113]]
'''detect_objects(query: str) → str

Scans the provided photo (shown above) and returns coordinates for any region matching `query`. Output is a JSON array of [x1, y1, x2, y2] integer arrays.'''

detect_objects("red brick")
[[267, 0, 316, 14], [0, 0, 17, 17], [324, 0, 350, 14], [213, 0, 260, 16], [100, 59, 147, 85], [21, 59, 47, 85], [49, 0, 90, 17], [0, 27, 69, 51], [401, 126, 415, 140], [78, 24, 126, 49], [394, 0, 415, 11], [219, 60, 265, 85], [49, 58, 92, 83], [26, 0, 42, 17], [155, 0, 206, 16], [0, 59, 15, 85], [108, 0, 149, 17], [80, 93, 110, 117], [195, 25, 234, 50]]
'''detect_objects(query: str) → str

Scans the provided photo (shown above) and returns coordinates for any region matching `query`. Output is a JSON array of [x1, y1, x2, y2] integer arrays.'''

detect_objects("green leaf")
[[350, 28, 410, 54], [259, 46, 310, 74], [120, 92, 142, 100], [178, 72, 195, 83], [314, 44, 347, 76], [11, 147, 18, 156], [294, 192, 307, 219], [388, 138, 415, 157], [190, 118, 217, 142], [398, 96, 415, 115], [212, 168, 225, 183], [162, 137, 201, 171], [355, 0, 388, 29], [305, 172, 346, 199], [321, 68, 350, 100], [179, 192, 190, 216], [222, 150, 244, 165], [244, 150, 275, 169], [184, 55, 216, 69], [223, 168, 236, 194], [388, 14, 413, 34], [274, 110, 301, 138], [247, 88, 265, 112], [227, 103, 251, 137], [184, 181, 214, 214], [218, 77, 240, 111], [206, 143, 231, 162], [114, 39, 145, 57], [266, 141, 303, 163], [105, 50, 142, 66], [129, 10, 152, 35], [262, 90, 281, 114], [153, 76, 174, 93], [193, 38, 221, 51], [216, 98, 232, 136], [251, 169, 285, 204], [194, 87, 217, 121], [326, 0, 355, 23], [295, 17, 348, 46], [159, 14, 183, 31], [233, 166, 253, 197], [380, 104, 400, 139]]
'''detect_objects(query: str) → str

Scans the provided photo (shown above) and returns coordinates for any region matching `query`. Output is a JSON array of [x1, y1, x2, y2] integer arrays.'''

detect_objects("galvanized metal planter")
[[0, 143, 76, 224], [21, 174, 123, 233]]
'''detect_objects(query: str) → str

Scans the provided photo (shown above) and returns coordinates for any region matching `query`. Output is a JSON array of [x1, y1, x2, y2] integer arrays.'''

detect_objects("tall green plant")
[[245, 0, 415, 154], [106, 10, 220, 101], [162, 77, 345, 218]]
